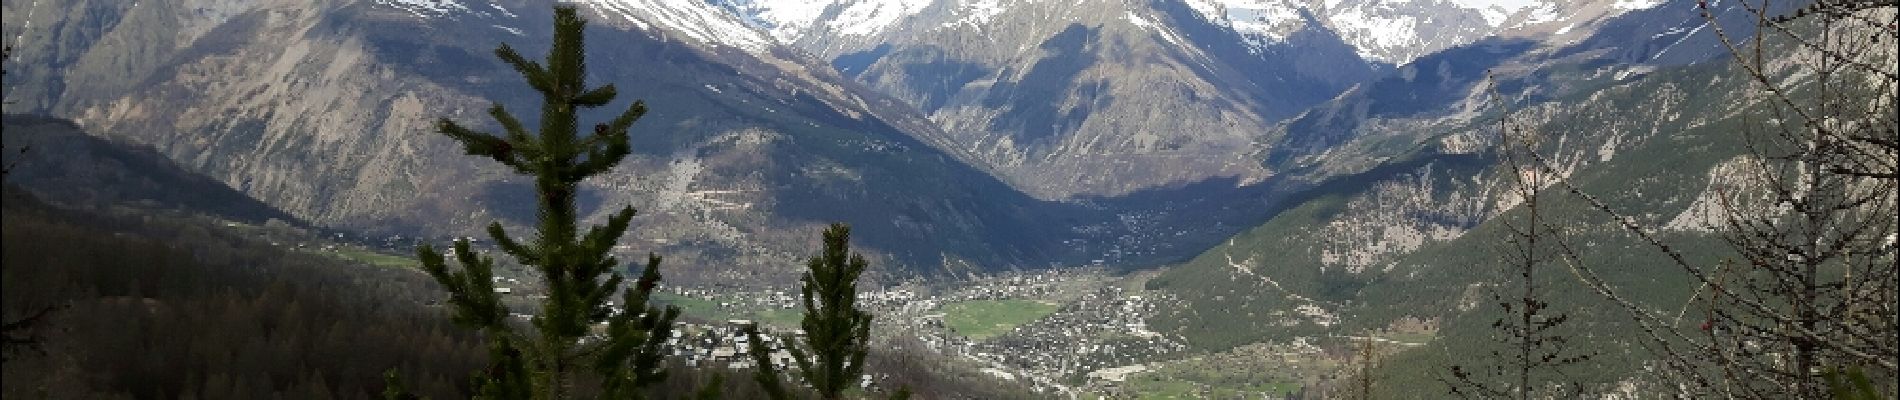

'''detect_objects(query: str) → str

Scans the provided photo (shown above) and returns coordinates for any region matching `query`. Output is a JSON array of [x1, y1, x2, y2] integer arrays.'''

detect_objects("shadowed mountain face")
[[0, 0, 1097, 280], [2, 114, 299, 225]]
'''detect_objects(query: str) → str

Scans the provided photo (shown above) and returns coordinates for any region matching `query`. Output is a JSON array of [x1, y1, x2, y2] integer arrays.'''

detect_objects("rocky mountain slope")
[[1, 0, 1758, 281], [1138, 0, 1811, 381], [716, 0, 1378, 199], [709, 0, 1665, 200], [0, 0, 1093, 280]]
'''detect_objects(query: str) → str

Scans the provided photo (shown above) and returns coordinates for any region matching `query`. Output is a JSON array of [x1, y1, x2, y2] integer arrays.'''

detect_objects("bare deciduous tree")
[[1521, 1, 1895, 397], [1443, 79, 1596, 400]]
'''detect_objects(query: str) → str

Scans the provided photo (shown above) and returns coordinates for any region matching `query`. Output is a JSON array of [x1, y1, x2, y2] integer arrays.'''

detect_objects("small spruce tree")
[[788, 224, 875, 400], [749, 224, 911, 400], [410, 6, 678, 399], [744, 326, 795, 400]]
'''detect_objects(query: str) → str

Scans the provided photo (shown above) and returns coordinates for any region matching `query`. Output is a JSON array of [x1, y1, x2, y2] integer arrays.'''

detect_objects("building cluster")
[[963, 286, 1185, 382], [661, 285, 801, 311], [481, 263, 1185, 397], [661, 320, 885, 392], [665, 319, 794, 369], [862, 268, 1188, 395]]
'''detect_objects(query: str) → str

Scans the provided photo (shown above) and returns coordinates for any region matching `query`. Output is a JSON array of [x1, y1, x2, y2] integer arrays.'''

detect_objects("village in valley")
[[242, 224, 1390, 398], [470, 261, 1201, 395]]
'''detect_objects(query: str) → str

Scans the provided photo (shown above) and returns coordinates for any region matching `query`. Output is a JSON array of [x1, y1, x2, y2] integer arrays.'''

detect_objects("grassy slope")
[[1141, 59, 1766, 395]]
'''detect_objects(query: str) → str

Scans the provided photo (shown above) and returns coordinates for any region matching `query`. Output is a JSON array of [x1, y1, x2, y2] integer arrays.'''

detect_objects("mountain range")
[[9, 0, 1888, 395], [0, 0, 1753, 293]]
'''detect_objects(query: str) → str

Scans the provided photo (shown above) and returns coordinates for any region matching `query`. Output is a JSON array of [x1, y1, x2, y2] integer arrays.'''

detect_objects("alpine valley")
[[3, 0, 1894, 398]]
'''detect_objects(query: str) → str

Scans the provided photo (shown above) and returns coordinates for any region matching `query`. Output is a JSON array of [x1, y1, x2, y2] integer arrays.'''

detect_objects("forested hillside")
[[2, 115, 298, 224], [1136, 2, 1896, 395], [0, 188, 485, 398]]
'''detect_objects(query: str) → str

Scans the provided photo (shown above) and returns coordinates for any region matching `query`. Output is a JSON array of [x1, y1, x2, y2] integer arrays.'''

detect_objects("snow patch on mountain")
[[1613, 0, 1665, 10], [376, 0, 472, 18], [370, 0, 776, 51], [1125, 10, 1190, 47], [488, 3, 519, 18], [712, 0, 833, 41], [949, 0, 1007, 28], [1182, 0, 1309, 46], [1182, 0, 1635, 64], [1328, 9, 1419, 55], [829, 0, 931, 35], [1183, 0, 1480, 62], [1521, 3, 1563, 24], [1447, 0, 1541, 25], [577, 0, 775, 51], [713, 0, 931, 41]]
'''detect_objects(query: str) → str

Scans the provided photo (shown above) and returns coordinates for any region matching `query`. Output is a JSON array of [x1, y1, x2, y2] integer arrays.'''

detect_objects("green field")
[[941, 299, 1062, 340], [311, 247, 417, 269], [753, 308, 804, 327], [1127, 379, 1199, 399], [654, 293, 804, 328], [653, 293, 727, 319]]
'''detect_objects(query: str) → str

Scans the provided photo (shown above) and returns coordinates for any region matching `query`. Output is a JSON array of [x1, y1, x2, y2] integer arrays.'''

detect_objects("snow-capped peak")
[[1183, 0, 1310, 51], [1185, 0, 1643, 65], [1446, 0, 1542, 25]]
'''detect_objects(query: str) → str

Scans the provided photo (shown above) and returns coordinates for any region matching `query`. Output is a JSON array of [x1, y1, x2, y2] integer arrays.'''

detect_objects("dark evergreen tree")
[[747, 224, 911, 400], [744, 326, 794, 400], [412, 5, 678, 399], [787, 224, 874, 400], [689, 371, 726, 400], [1345, 337, 1379, 400], [0, 44, 55, 362]]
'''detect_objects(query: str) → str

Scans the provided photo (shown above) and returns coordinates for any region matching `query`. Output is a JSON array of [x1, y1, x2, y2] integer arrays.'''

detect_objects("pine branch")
[[494, 44, 551, 94], [607, 100, 649, 137], [416, 240, 509, 332], [487, 222, 538, 266], [436, 119, 529, 173], [573, 85, 617, 108]]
